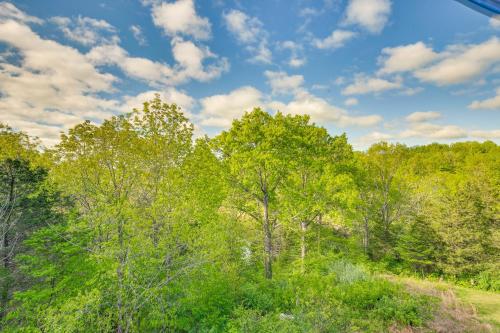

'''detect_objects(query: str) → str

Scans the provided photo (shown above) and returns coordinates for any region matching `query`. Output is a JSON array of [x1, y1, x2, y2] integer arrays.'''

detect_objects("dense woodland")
[[0, 96, 498, 332]]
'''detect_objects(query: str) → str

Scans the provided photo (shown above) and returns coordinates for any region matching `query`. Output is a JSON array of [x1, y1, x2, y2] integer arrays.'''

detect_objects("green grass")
[[385, 275, 500, 331], [455, 286, 500, 328]]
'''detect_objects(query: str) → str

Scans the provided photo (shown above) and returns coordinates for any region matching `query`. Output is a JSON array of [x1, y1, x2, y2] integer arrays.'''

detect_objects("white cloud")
[[170, 37, 229, 82], [334, 77, 346, 85], [399, 123, 467, 140], [490, 16, 500, 29], [415, 37, 500, 85], [248, 41, 272, 64], [223, 9, 262, 44], [130, 24, 147, 45], [358, 131, 393, 145], [120, 88, 195, 117], [468, 88, 500, 110], [344, 98, 358, 106], [470, 130, 500, 139], [313, 29, 357, 50], [278, 41, 306, 68], [150, 0, 211, 40], [198, 83, 382, 129], [344, 0, 391, 34], [0, 18, 118, 145], [378, 42, 437, 75], [400, 87, 423, 96], [264, 71, 304, 95], [198, 86, 263, 128], [271, 90, 382, 127], [405, 111, 441, 123], [0, 1, 43, 24], [87, 38, 228, 86], [289, 58, 306, 68], [342, 74, 402, 95], [50, 15, 118, 46], [223, 9, 272, 64], [87, 43, 173, 84], [299, 7, 322, 17]]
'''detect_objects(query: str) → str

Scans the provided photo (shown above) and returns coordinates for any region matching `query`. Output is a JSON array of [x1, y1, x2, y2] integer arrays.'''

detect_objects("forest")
[[0, 95, 498, 332]]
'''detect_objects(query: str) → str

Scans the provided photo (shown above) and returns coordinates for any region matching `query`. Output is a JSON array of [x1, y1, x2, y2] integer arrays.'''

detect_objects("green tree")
[[0, 124, 53, 322], [213, 109, 315, 279]]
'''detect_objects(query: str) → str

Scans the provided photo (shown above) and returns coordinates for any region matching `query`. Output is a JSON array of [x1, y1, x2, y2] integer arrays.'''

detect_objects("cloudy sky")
[[0, 0, 499, 148]]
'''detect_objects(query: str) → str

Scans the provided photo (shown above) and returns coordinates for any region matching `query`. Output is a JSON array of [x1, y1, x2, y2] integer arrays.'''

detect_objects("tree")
[[0, 124, 53, 322], [212, 109, 313, 279], [47, 96, 205, 331], [281, 131, 352, 272], [356, 142, 408, 259], [396, 215, 441, 275]]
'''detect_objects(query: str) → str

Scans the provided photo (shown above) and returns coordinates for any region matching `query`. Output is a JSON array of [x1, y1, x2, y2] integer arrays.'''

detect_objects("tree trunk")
[[300, 221, 307, 273], [116, 216, 125, 333], [363, 216, 370, 255], [263, 193, 272, 279], [0, 172, 15, 321], [2, 172, 14, 269]]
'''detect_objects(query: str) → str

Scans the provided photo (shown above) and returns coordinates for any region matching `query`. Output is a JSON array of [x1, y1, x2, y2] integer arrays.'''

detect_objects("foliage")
[[0, 98, 497, 332]]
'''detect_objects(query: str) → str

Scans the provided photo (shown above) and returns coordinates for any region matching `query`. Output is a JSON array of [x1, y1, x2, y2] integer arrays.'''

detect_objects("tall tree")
[[281, 131, 352, 271], [212, 109, 311, 279], [0, 124, 52, 322], [357, 142, 408, 259]]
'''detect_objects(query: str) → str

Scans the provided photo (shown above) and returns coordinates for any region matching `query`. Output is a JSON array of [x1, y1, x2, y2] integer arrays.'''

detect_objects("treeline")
[[0, 96, 498, 332]]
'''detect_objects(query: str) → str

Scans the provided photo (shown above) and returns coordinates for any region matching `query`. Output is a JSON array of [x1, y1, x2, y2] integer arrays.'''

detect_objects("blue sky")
[[0, 0, 499, 148]]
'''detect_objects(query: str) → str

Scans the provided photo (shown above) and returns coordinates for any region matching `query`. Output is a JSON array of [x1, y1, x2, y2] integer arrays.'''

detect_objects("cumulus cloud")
[[0, 1, 43, 24], [223, 9, 272, 64], [120, 88, 195, 116], [130, 24, 147, 45], [490, 16, 500, 29], [405, 111, 441, 123], [271, 90, 382, 127], [198, 86, 264, 128], [313, 29, 357, 50], [344, 0, 391, 34], [342, 74, 402, 95], [358, 131, 393, 145], [150, 0, 211, 40], [470, 129, 500, 139], [378, 42, 437, 75], [344, 98, 359, 106], [468, 88, 500, 110], [170, 37, 229, 81], [400, 123, 467, 140], [50, 16, 118, 46], [198, 75, 382, 129], [87, 38, 229, 86], [0, 18, 118, 145], [414, 37, 500, 85], [264, 71, 304, 95], [262, 70, 382, 127], [278, 41, 306, 68]]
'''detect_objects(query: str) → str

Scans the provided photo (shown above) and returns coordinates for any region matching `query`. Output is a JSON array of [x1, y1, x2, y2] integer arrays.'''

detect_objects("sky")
[[0, 0, 499, 149]]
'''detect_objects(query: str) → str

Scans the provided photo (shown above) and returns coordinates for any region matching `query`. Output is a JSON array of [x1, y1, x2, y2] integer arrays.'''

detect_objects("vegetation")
[[0, 96, 498, 332]]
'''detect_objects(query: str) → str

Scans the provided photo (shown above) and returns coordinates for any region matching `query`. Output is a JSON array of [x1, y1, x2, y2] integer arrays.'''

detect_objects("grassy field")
[[384, 275, 500, 332], [455, 286, 500, 329]]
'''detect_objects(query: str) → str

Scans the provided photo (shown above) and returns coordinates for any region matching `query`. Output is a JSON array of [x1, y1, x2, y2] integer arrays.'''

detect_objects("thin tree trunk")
[[363, 216, 370, 255], [0, 172, 15, 321], [300, 221, 307, 273], [116, 216, 125, 333], [263, 193, 272, 279]]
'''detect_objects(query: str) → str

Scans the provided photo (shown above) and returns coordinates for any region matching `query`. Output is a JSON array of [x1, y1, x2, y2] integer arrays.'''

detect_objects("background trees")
[[0, 124, 58, 321], [0, 98, 498, 332]]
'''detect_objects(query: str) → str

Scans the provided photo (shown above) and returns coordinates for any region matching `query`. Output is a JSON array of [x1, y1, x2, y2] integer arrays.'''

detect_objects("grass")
[[455, 286, 500, 328], [382, 275, 500, 332]]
